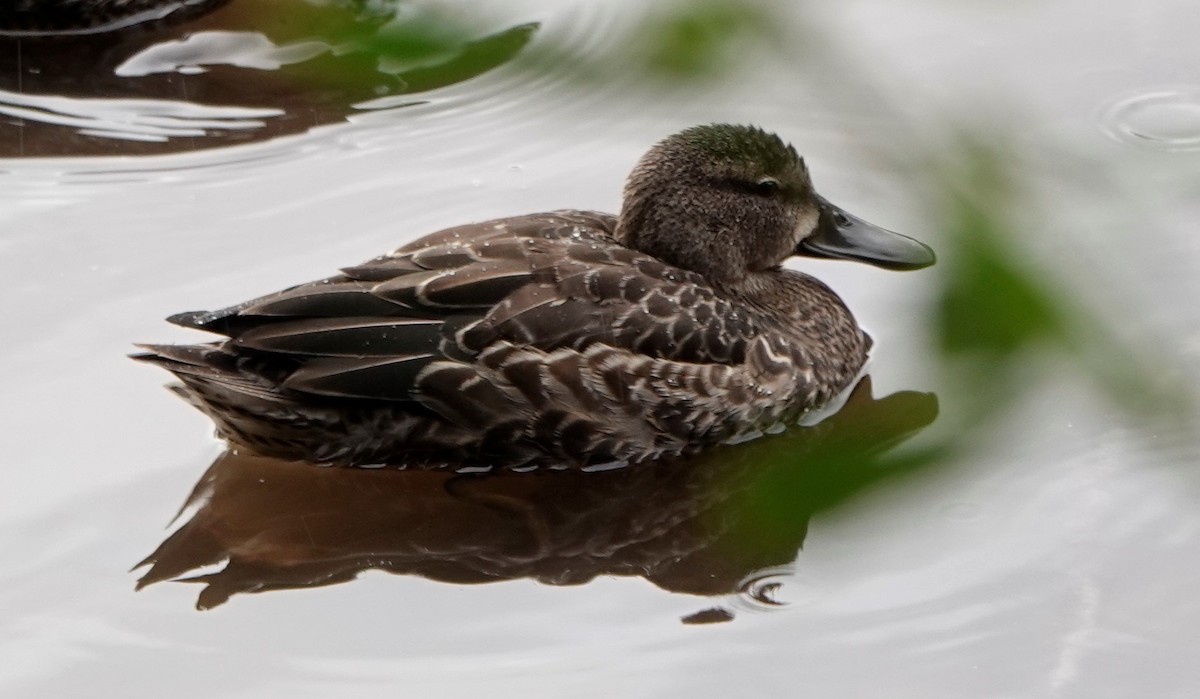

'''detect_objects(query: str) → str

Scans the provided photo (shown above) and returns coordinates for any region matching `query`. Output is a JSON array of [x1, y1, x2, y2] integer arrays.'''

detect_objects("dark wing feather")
[[241, 281, 407, 317], [158, 211, 760, 406], [282, 355, 438, 399], [234, 318, 444, 357]]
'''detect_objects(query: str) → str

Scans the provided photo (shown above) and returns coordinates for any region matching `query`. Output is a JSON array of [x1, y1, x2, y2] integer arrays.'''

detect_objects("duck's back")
[[137, 211, 823, 468]]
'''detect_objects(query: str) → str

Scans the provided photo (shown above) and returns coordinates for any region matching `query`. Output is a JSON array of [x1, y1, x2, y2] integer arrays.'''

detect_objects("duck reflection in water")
[[136, 377, 937, 623]]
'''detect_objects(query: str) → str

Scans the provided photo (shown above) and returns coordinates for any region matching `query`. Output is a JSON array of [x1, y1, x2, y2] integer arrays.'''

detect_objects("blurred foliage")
[[931, 142, 1195, 433], [229, 1, 538, 96], [720, 380, 946, 555], [519, 0, 791, 84], [632, 0, 782, 80], [937, 181, 1069, 359]]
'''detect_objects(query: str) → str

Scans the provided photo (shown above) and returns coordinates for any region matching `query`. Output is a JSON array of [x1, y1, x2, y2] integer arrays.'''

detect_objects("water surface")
[[1, 1, 1198, 697]]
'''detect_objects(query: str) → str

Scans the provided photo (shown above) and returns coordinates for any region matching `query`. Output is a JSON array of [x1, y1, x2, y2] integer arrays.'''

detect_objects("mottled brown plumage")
[[135, 124, 934, 469]]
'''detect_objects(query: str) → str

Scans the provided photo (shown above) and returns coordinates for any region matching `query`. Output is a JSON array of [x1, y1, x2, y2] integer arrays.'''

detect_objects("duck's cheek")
[[791, 208, 821, 248]]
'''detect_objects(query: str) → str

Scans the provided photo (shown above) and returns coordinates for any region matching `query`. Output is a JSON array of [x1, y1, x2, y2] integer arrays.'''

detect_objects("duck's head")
[[615, 124, 935, 286]]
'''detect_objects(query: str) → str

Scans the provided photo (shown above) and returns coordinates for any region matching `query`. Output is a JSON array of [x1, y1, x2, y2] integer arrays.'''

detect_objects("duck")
[[135, 124, 935, 469]]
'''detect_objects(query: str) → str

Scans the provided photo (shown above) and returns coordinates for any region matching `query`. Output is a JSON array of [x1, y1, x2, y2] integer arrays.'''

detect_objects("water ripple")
[[730, 566, 806, 614], [0, 0, 547, 162], [0, 88, 279, 142], [1099, 88, 1200, 151]]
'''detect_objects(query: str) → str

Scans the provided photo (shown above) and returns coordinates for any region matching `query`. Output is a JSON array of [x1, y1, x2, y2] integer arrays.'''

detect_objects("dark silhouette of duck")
[[135, 124, 935, 468]]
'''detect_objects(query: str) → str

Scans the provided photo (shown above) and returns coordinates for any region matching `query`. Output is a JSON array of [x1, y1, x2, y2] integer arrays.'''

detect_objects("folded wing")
[[153, 211, 762, 408]]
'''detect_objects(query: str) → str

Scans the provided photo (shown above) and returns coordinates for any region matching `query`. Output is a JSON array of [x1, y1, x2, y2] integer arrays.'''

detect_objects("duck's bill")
[[797, 195, 936, 271]]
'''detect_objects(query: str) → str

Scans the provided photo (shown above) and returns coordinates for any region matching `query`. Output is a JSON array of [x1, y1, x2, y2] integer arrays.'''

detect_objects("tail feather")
[[166, 305, 251, 336], [166, 310, 218, 329], [131, 343, 235, 377], [132, 343, 294, 405]]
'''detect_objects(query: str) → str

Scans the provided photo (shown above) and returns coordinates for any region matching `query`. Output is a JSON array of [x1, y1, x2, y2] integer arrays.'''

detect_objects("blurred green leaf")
[[931, 143, 1195, 429], [705, 379, 944, 554], [389, 23, 538, 93], [351, 15, 468, 67], [238, 3, 537, 100], [635, 0, 781, 80], [937, 204, 1068, 359]]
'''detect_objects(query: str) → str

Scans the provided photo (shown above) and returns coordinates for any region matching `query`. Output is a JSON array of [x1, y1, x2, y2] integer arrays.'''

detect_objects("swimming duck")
[[135, 124, 935, 469]]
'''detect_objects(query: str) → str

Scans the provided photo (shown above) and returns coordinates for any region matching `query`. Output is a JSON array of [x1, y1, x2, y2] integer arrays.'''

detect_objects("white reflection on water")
[[0, 89, 278, 143], [116, 32, 329, 77], [1, 0, 1199, 697]]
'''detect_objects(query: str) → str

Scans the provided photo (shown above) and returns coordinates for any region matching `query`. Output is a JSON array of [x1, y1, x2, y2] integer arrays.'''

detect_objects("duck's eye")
[[753, 178, 780, 197]]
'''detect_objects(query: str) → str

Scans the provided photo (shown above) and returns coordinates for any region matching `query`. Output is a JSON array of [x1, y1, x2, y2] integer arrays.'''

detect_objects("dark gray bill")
[[797, 195, 936, 270]]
